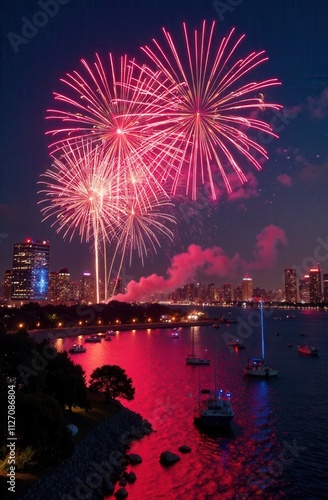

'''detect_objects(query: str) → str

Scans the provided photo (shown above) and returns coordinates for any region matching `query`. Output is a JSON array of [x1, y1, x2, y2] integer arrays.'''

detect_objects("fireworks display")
[[140, 20, 282, 199], [40, 21, 281, 301]]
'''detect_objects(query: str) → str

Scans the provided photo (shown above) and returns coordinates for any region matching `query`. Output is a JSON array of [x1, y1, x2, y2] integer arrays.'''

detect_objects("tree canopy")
[[89, 365, 135, 402]]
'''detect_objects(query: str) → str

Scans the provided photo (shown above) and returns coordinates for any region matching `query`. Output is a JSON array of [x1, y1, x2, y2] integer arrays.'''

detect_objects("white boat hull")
[[244, 366, 278, 377]]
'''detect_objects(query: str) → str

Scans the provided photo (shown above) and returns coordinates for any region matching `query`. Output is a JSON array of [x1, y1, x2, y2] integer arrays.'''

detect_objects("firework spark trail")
[[38, 140, 124, 302], [107, 193, 176, 298], [140, 20, 282, 200]]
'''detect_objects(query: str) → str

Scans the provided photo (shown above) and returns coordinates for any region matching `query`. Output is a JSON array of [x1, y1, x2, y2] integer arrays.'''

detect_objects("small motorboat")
[[297, 345, 319, 356], [171, 328, 179, 338], [69, 344, 86, 353], [85, 334, 102, 343], [227, 339, 245, 350]]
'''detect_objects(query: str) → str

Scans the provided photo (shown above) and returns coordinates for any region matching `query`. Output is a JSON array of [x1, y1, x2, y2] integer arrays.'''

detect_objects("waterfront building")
[[234, 285, 242, 302], [299, 274, 310, 303], [284, 268, 297, 302], [49, 271, 59, 303], [3, 270, 12, 300], [323, 274, 328, 302], [80, 272, 95, 303], [222, 283, 232, 303], [309, 267, 322, 303], [11, 238, 50, 301], [242, 275, 253, 301]]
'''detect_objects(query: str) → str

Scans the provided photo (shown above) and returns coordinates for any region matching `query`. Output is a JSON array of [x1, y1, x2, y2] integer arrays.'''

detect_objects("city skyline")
[[3, 235, 328, 303], [1, 0, 328, 297]]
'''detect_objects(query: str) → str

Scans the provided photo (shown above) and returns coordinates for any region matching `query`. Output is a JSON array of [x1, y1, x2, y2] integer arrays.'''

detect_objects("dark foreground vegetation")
[[0, 325, 136, 475]]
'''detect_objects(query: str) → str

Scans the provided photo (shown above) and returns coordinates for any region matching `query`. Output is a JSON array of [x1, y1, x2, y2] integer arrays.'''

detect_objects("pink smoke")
[[277, 173, 293, 187], [111, 225, 288, 302]]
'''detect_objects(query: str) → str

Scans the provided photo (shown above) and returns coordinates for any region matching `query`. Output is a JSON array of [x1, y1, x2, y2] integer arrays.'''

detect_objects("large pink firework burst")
[[46, 53, 181, 206], [140, 20, 282, 199]]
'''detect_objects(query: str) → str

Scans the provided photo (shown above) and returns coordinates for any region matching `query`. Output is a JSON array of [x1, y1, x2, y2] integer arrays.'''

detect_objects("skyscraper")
[[80, 272, 95, 303], [309, 267, 322, 303], [223, 283, 232, 303], [242, 275, 253, 301], [3, 270, 12, 300], [284, 268, 297, 302], [11, 238, 50, 301], [299, 274, 310, 303], [323, 274, 328, 302]]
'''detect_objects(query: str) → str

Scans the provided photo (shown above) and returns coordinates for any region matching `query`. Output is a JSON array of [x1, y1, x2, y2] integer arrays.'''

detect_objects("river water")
[[54, 307, 328, 499]]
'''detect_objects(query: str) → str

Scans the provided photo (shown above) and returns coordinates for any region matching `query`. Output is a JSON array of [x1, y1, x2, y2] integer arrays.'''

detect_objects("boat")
[[84, 334, 102, 343], [244, 301, 279, 377], [186, 329, 210, 365], [106, 330, 116, 336], [171, 328, 179, 338], [214, 317, 236, 325], [227, 339, 245, 350], [104, 334, 112, 341], [69, 344, 86, 353], [297, 345, 319, 356], [194, 341, 235, 427], [286, 314, 296, 319]]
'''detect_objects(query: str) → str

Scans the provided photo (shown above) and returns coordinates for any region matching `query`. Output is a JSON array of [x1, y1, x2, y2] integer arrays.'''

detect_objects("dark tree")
[[89, 365, 135, 402]]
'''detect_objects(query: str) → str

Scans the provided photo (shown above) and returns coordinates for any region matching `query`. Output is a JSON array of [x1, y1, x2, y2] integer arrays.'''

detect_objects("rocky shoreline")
[[22, 405, 152, 499]]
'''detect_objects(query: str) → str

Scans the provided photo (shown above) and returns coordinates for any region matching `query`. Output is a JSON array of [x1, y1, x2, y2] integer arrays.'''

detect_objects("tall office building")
[[322, 274, 328, 302], [49, 271, 59, 303], [80, 272, 95, 303], [11, 238, 50, 301], [234, 285, 242, 302], [309, 267, 322, 303], [284, 268, 297, 302], [223, 283, 232, 303], [108, 278, 123, 298], [3, 270, 12, 300], [58, 267, 70, 303], [242, 275, 253, 301], [299, 274, 310, 303]]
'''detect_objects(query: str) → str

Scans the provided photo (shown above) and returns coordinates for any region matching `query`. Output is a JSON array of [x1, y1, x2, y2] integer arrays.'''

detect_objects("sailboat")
[[244, 301, 278, 377], [194, 341, 235, 426], [186, 328, 210, 365]]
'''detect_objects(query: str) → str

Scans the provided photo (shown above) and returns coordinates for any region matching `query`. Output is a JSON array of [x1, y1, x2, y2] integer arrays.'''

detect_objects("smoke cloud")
[[111, 225, 288, 302]]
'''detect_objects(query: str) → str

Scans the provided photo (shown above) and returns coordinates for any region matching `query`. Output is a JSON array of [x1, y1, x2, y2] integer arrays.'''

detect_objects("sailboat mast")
[[260, 300, 265, 360], [214, 339, 217, 402]]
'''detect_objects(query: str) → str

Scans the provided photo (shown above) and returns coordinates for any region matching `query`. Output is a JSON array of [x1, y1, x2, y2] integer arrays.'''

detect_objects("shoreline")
[[27, 320, 215, 342]]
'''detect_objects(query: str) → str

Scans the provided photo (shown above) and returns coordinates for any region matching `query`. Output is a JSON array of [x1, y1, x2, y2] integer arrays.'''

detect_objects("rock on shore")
[[22, 407, 152, 499]]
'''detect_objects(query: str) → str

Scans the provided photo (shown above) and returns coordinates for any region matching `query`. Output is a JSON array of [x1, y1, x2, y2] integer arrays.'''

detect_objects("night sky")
[[1, 0, 328, 298]]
